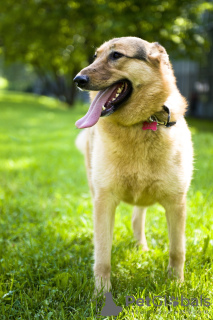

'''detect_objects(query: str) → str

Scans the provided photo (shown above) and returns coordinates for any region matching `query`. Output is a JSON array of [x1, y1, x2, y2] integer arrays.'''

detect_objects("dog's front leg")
[[93, 193, 118, 293], [164, 199, 186, 280]]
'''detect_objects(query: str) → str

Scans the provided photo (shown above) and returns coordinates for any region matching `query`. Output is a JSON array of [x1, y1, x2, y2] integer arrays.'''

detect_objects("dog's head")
[[74, 37, 174, 128]]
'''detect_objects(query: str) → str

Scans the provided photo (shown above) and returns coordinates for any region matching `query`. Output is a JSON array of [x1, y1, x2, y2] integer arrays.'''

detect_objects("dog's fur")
[[74, 37, 193, 292]]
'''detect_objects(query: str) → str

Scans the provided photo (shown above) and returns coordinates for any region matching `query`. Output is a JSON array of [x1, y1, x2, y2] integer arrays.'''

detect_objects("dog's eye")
[[110, 52, 124, 60], [93, 53, 97, 60]]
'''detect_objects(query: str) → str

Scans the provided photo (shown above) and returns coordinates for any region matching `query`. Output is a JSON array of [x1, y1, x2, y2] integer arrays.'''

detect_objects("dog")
[[73, 37, 193, 292]]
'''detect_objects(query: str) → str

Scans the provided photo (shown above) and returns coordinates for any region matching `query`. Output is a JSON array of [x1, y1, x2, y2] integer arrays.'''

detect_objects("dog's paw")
[[140, 243, 149, 251], [167, 266, 184, 282], [94, 275, 111, 295], [137, 241, 149, 251]]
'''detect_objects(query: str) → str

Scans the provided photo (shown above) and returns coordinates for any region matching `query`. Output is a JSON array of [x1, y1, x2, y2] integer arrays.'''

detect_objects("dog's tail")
[[75, 129, 87, 155]]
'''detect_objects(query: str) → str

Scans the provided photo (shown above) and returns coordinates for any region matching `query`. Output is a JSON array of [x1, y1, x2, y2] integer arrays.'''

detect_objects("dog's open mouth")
[[75, 80, 132, 129], [100, 80, 132, 117]]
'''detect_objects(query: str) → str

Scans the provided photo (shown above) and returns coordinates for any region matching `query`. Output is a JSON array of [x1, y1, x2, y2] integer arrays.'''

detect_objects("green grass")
[[0, 91, 212, 319]]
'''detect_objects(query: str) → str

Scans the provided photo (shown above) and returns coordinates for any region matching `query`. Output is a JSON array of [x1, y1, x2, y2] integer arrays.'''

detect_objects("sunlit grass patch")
[[0, 92, 212, 319]]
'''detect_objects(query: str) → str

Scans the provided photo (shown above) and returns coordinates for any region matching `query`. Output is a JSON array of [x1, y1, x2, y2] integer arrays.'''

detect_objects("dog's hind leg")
[[132, 206, 149, 251]]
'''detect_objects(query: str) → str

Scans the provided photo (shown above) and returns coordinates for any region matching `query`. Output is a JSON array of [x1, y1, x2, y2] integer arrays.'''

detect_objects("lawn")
[[0, 91, 212, 319]]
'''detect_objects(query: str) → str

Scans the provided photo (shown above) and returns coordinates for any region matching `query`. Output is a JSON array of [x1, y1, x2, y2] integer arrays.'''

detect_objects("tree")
[[0, 0, 212, 106]]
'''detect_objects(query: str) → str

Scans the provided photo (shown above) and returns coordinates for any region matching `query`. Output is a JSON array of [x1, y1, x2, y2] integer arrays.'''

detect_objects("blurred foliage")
[[0, 77, 8, 90], [1, 61, 38, 92], [0, 0, 212, 105]]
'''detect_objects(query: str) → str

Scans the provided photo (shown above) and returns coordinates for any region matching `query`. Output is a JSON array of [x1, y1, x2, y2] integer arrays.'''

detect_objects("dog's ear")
[[148, 42, 170, 67]]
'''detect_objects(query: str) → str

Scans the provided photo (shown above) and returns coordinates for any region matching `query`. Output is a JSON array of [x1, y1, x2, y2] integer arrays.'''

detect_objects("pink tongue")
[[75, 85, 117, 129]]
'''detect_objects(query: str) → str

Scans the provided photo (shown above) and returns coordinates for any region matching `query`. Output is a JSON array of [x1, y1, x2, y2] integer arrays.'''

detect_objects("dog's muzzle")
[[73, 75, 90, 88]]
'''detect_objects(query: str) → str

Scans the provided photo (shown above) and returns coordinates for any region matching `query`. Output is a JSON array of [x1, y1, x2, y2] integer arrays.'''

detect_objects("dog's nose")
[[73, 75, 89, 88]]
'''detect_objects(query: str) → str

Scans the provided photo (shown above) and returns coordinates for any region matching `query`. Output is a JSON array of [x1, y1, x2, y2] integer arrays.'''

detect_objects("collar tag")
[[142, 121, 157, 131]]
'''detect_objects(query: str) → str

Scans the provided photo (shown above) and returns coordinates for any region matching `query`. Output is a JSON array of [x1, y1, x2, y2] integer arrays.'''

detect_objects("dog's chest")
[[93, 136, 168, 206], [113, 151, 163, 206]]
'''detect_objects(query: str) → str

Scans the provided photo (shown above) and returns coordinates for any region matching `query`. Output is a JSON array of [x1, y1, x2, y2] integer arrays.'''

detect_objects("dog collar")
[[142, 105, 176, 131]]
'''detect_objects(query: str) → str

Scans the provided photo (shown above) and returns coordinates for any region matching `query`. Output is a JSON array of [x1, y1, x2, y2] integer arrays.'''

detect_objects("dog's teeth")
[[116, 94, 119, 97], [112, 98, 115, 101], [117, 88, 122, 93], [102, 106, 106, 110]]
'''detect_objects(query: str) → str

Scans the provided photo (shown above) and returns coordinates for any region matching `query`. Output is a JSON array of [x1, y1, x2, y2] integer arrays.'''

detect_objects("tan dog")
[[74, 37, 193, 292]]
